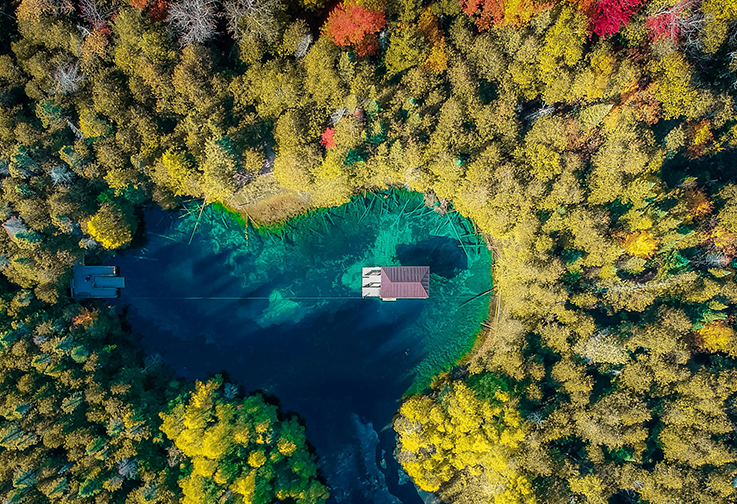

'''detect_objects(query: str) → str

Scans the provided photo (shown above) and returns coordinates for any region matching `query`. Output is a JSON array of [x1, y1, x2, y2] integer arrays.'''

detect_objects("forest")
[[1, 0, 737, 502]]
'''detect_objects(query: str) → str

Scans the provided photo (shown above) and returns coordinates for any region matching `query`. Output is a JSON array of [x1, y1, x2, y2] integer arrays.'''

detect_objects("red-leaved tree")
[[130, 0, 168, 21], [646, 10, 679, 41], [148, 0, 168, 21], [645, 0, 696, 42], [460, 0, 503, 30], [320, 127, 336, 149], [322, 1, 386, 56], [590, 0, 645, 37]]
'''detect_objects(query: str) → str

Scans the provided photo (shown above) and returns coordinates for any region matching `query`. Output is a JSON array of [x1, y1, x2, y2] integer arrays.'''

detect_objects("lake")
[[109, 190, 492, 504]]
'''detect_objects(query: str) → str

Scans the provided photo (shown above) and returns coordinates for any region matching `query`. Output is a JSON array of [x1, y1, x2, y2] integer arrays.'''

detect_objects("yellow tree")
[[86, 202, 136, 249], [647, 45, 700, 120], [160, 378, 328, 504], [537, 6, 588, 104], [201, 138, 238, 204], [395, 381, 534, 503], [700, 0, 737, 52]]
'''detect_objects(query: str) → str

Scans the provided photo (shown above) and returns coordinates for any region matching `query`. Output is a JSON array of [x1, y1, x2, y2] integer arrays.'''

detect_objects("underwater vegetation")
[[111, 190, 492, 503], [4, 0, 737, 500]]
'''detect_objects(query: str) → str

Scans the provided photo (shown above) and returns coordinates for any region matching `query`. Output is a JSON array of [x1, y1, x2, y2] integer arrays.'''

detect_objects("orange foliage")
[[322, 1, 386, 56], [460, 0, 502, 29], [567, 0, 596, 14], [148, 0, 168, 21], [417, 9, 443, 43], [81, 29, 109, 67], [320, 127, 336, 149], [130, 0, 168, 21], [621, 86, 662, 125], [684, 188, 714, 219], [418, 9, 447, 73], [72, 308, 98, 328], [460, 0, 551, 30]]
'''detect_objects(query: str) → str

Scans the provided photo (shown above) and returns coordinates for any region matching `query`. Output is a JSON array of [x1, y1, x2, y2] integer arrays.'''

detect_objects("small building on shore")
[[71, 265, 125, 299], [362, 266, 429, 301]]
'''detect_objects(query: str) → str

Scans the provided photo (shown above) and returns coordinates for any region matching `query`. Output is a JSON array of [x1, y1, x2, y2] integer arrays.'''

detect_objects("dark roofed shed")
[[71, 265, 125, 298]]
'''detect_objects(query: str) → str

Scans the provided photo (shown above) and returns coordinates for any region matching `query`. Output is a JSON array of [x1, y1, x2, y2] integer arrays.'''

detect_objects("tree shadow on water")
[[396, 236, 467, 278]]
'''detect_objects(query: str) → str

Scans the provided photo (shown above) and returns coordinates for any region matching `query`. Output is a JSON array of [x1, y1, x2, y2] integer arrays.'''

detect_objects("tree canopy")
[[2, 0, 737, 502]]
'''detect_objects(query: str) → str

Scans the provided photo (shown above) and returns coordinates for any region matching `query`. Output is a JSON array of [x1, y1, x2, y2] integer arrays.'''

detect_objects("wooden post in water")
[[188, 200, 207, 245], [393, 199, 411, 229], [447, 214, 471, 261], [459, 288, 493, 307], [358, 195, 374, 223]]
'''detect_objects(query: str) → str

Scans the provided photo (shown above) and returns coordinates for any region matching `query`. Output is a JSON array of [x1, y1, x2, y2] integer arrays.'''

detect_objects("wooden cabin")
[[362, 266, 429, 301]]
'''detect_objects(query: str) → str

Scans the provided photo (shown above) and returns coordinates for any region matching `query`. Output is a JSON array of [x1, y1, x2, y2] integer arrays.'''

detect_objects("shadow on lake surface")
[[108, 191, 492, 504]]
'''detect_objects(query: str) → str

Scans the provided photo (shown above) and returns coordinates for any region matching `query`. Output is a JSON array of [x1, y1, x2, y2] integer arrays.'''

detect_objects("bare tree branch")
[[294, 33, 312, 58], [653, 0, 705, 50], [54, 61, 85, 95], [78, 0, 113, 31], [167, 0, 219, 46], [116, 458, 138, 480], [45, 0, 75, 15], [49, 165, 75, 186]]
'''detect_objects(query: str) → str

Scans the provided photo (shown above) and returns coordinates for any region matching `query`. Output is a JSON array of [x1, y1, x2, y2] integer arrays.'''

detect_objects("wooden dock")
[[361, 267, 381, 298]]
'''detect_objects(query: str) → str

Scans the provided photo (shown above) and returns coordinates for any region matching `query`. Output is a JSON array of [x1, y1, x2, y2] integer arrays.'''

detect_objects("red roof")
[[380, 266, 429, 299]]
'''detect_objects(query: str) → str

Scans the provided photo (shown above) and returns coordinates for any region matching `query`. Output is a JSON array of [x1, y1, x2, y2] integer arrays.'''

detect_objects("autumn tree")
[[322, 1, 386, 56], [395, 381, 534, 503], [86, 201, 137, 249], [384, 26, 430, 76], [700, 0, 737, 52], [646, 42, 701, 120], [160, 378, 328, 504], [590, 0, 644, 37], [460, 0, 547, 30]]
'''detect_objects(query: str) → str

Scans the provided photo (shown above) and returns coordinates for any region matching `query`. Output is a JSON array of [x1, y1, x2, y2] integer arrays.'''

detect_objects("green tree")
[[0, 302, 177, 504]]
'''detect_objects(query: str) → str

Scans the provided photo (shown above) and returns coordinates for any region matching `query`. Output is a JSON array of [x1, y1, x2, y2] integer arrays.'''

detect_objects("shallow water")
[[110, 190, 491, 504]]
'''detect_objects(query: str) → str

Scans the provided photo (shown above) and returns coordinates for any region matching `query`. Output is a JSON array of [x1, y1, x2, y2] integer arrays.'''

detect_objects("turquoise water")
[[111, 190, 491, 504]]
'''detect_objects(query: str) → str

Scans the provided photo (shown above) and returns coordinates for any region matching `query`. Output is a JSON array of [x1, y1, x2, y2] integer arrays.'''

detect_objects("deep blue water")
[[109, 191, 491, 504]]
